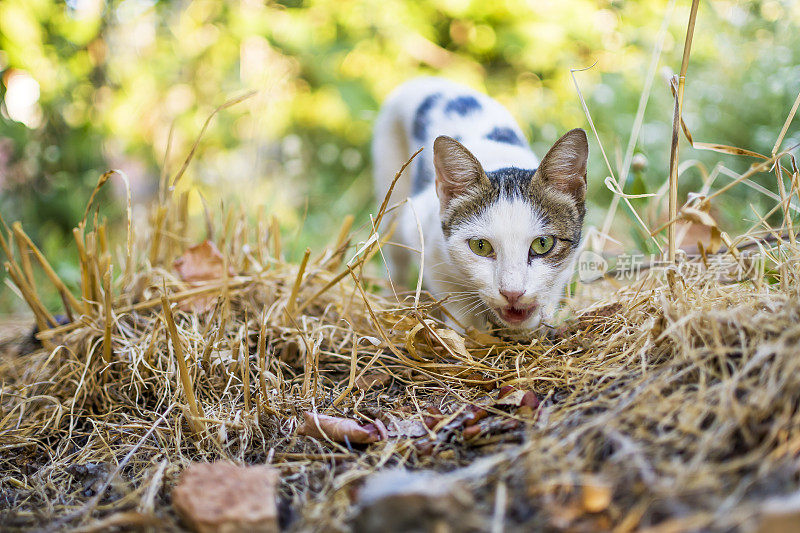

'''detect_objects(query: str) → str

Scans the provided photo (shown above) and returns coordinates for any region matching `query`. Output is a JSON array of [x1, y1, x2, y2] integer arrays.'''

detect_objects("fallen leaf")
[[520, 391, 540, 409], [463, 418, 521, 441], [462, 405, 488, 427], [495, 389, 528, 406], [174, 240, 233, 283], [423, 406, 444, 430], [498, 385, 515, 399], [679, 206, 717, 228], [462, 424, 482, 440], [414, 439, 436, 456], [373, 419, 389, 440], [405, 321, 474, 362], [465, 372, 496, 391], [495, 387, 540, 409], [434, 328, 471, 360], [709, 226, 722, 254], [404, 322, 426, 360], [386, 415, 428, 438], [296, 412, 384, 444], [173, 240, 235, 313], [360, 336, 382, 347], [677, 202, 725, 254], [355, 371, 392, 391], [465, 327, 502, 345]]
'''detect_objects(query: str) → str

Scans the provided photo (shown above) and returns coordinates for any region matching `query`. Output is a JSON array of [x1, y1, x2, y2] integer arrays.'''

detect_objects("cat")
[[372, 77, 588, 332]]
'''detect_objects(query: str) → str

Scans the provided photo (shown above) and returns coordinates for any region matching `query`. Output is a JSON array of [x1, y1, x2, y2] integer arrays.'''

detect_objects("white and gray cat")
[[372, 77, 588, 332]]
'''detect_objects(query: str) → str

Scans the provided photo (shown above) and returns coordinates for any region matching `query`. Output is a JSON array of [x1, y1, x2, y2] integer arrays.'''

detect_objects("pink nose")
[[500, 289, 525, 305]]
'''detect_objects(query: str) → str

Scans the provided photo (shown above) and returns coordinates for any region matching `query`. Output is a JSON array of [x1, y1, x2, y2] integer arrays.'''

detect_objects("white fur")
[[372, 77, 573, 331]]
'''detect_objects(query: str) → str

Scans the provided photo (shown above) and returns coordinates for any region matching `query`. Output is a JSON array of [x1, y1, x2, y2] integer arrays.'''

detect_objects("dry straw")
[[2, 9, 800, 533]]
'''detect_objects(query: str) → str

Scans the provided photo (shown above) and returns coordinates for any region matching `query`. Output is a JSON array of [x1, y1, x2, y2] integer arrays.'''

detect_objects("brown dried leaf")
[[423, 406, 444, 430], [709, 226, 722, 254], [355, 371, 392, 391], [465, 372, 496, 391], [495, 388, 541, 414], [678, 206, 717, 228], [296, 412, 384, 444], [465, 327, 502, 345], [386, 415, 428, 438], [174, 240, 233, 283], [462, 405, 488, 427], [520, 391, 540, 409], [434, 328, 471, 359], [463, 418, 521, 441], [495, 389, 528, 407], [497, 385, 515, 399], [462, 424, 482, 440], [404, 322, 426, 359]]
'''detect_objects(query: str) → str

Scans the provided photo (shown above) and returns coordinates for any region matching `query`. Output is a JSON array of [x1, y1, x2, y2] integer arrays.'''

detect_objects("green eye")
[[468, 238, 494, 257], [530, 236, 555, 256]]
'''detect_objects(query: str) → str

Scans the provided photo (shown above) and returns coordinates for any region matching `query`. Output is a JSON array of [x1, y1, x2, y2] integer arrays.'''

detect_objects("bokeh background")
[[1, 0, 799, 312]]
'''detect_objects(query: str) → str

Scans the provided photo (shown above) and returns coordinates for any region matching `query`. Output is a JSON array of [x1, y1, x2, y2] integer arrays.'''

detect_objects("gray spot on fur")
[[413, 93, 442, 140], [444, 96, 481, 116], [411, 93, 444, 193], [486, 127, 524, 146], [413, 156, 434, 195]]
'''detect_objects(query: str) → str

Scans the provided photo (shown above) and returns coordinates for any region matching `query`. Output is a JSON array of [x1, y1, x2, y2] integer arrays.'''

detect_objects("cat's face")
[[433, 130, 588, 330]]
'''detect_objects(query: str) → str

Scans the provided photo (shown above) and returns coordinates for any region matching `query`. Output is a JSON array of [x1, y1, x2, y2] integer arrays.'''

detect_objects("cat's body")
[[373, 77, 588, 331]]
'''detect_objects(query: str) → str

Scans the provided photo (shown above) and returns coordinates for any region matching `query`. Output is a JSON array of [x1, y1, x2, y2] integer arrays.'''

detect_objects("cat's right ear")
[[433, 136, 487, 208], [534, 128, 589, 204]]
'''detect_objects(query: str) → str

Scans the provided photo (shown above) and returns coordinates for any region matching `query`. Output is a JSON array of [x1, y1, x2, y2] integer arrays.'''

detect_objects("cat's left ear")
[[433, 136, 489, 208], [534, 128, 588, 204]]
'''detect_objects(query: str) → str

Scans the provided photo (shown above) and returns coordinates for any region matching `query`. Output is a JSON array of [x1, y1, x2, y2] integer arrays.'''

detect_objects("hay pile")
[[1, 146, 799, 531]]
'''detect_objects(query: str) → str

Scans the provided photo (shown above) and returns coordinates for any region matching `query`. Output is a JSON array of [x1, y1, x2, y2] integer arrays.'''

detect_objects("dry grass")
[[2, 8, 800, 532]]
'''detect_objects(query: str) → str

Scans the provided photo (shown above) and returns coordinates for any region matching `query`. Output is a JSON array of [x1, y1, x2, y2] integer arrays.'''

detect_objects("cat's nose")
[[499, 289, 525, 306]]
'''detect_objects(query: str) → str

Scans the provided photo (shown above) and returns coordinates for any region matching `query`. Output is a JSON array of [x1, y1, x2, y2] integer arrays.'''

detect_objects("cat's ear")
[[433, 136, 488, 208], [534, 128, 588, 204]]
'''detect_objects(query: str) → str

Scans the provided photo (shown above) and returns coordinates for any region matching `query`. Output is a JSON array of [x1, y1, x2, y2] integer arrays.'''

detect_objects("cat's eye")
[[468, 238, 494, 257], [530, 236, 555, 256]]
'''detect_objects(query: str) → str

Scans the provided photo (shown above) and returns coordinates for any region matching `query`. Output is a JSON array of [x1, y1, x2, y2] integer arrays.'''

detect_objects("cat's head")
[[432, 129, 588, 330]]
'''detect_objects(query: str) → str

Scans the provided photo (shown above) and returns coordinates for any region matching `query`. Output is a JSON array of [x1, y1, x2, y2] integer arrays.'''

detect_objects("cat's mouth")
[[496, 303, 538, 326]]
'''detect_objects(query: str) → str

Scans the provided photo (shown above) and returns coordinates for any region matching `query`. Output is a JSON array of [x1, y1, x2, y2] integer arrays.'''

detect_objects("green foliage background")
[[0, 0, 799, 312]]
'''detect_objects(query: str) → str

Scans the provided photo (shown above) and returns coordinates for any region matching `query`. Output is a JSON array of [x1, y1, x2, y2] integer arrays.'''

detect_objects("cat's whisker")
[[439, 290, 478, 295], [450, 299, 483, 310], [455, 297, 488, 315], [447, 297, 481, 305], [429, 276, 475, 288], [441, 292, 479, 299]]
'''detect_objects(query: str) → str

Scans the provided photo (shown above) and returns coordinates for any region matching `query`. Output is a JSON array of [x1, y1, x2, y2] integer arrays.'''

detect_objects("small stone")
[[172, 462, 279, 533], [462, 405, 488, 427], [353, 469, 472, 533], [755, 491, 800, 533], [519, 391, 540, 409], [581, 477, 612, 513]]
